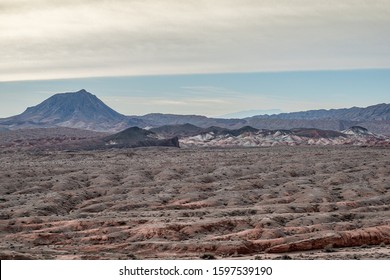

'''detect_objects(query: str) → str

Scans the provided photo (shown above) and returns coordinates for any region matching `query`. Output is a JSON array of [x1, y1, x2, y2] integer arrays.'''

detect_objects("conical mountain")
[[0, 89, 145, 132], [19, 89, 124, 122]]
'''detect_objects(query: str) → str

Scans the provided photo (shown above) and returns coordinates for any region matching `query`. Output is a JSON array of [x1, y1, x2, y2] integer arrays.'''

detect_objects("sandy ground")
[[0, 146, 389, 259]]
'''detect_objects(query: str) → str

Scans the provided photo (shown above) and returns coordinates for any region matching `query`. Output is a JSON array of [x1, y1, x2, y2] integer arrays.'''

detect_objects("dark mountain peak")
[[47, 89, 99, 104], [52, 89, 93, 98], [105, 126, 155, 144]]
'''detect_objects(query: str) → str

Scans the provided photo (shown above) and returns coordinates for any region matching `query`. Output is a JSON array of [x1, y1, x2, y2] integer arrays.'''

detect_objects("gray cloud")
[[1, 0, 389, 81]]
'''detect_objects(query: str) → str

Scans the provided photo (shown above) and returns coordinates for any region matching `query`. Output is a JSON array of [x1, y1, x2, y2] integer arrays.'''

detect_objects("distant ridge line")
[[0, 90, 389, 135]]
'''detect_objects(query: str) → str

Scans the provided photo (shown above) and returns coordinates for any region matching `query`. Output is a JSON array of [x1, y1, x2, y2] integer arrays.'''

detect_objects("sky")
[[0, 0, 389, 117]]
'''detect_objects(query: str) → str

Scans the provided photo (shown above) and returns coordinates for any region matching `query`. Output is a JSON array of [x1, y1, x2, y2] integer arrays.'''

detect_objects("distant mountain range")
[[217, 109, 283, 118], [253, 103, 390, 121], [0, 89, 389, 135]]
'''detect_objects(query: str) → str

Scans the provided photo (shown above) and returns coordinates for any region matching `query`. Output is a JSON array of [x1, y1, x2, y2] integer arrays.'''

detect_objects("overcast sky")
[[0, 0, 389, 116]]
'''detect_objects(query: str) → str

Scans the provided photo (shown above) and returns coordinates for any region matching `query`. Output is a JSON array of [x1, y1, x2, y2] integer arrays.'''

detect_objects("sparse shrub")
[[124, 152, 135, 158], [323, 244, 336, 253], [143, 170, 154, 180], [200, 175, 215, 183], [274, 255, 292, 260], [200, 253, 216, 260], [340, 213, 355, 221], [248, 209, 257, 215], [127, 253, 138, 260]]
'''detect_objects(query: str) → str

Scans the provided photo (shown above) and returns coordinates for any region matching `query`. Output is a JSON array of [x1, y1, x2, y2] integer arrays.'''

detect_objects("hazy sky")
[[1, 69, 389, 117], [0, 0, 389, 116]]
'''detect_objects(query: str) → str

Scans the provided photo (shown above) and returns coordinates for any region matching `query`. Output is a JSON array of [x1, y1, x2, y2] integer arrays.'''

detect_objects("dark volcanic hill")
[[105, 126, 155, 144], [102, 127, 179, 149], [0, 89, 146, 132]]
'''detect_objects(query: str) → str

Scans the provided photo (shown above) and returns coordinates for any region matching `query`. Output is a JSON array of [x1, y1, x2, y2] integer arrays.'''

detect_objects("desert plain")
[[0, 145, 389, 259]]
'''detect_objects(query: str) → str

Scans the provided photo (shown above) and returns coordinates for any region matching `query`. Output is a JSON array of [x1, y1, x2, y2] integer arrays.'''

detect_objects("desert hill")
[[102, 127, 179, 149]]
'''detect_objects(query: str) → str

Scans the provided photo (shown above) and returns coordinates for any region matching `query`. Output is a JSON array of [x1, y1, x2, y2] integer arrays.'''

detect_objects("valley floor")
[[0, 146, 389, 259]]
